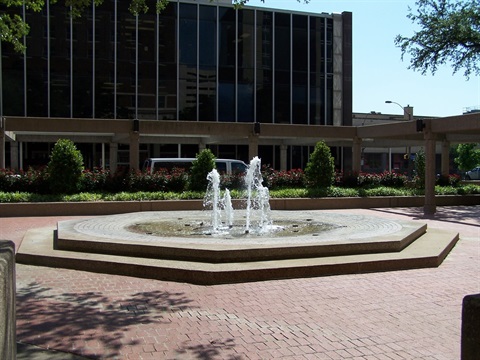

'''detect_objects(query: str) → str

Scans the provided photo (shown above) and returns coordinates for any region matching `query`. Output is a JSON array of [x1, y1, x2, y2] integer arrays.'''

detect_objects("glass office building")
[[0, 0, 352, 170]]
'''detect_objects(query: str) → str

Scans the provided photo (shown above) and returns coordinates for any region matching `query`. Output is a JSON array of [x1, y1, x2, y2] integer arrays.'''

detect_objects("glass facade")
[[1, 0, 335, 124], [0, 1, 349, 170]]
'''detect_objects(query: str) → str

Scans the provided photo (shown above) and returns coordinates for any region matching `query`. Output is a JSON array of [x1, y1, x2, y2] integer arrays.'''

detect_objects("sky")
[[246, 0, 480, 117]]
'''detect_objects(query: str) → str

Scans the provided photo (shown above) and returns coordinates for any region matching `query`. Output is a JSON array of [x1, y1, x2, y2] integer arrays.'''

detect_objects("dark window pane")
[[292, 83, 307, 124], [138, 11, 156, 119], [218, 83, 235, 122], [326, 18, 333, 74], [179, 3, 198, 120], [179, 3, 197, 65], [26, 8, 48, 117], [237, 10, 254, 122], [199, 5, 216, 120], [158, 3, 177, 120], [199, 66, 216, 121], [116, 1, 136, 119], [1, 6, 25, 116], [310, 86, 324, 125], [274, 13, 290, 71], [50, 6, 71, 117], [310, 16, 325, 85], [274, 12, 290, 123], [256, 11, 273, 123], [219, 7, 236, 122], [326, 74, 333, 125], [238, 82, 254, 122], [199, 5, 216, 67], [95, 0, 115, 118], [292, 15, 307, 72]]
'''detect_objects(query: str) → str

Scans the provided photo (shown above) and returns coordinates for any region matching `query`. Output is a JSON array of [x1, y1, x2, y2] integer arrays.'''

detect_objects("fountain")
[[203, 156, 274, 236], [15, 157, 459, 285]]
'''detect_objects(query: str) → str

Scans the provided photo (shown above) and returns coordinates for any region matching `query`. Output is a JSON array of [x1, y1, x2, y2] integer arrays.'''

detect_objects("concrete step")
[[16, 227, 459, 285]]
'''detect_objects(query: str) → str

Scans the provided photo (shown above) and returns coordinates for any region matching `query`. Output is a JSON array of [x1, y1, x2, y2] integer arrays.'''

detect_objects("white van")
[[142, 158, 248, 175]]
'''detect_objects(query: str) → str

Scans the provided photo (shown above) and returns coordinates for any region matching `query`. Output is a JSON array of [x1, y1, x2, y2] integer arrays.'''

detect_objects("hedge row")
[[0, 166, 462, 195]]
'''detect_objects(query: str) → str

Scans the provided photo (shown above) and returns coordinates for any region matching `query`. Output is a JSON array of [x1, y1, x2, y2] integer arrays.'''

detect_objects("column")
[[424, 128, 436, 215], [441, 139, 450, 177], [10, 142, 19, 170], [352, 137, 362, 174], [280, 144, 288, 171]]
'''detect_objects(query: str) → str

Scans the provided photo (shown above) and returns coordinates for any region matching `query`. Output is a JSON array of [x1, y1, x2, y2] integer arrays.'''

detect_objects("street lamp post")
[[385, 100, 413, 177], [385, 100, 412, 120]]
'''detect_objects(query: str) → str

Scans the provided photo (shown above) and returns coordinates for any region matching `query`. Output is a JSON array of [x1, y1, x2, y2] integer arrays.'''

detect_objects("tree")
[[1, 0, 309, 53], [395, 0, 480, 77], [189, 148, 216, 192], [454, 143, 480, 172], [47, 139, 84, 194], [414, 148, 426, 188], [304, 141, 335, 188]]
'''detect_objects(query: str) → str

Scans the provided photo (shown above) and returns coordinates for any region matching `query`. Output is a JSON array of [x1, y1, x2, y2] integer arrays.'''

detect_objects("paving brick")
[[7, 206, 480, 359]]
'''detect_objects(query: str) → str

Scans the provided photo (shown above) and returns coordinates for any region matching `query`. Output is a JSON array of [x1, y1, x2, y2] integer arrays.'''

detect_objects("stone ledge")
[[0, 195, 479, 217]]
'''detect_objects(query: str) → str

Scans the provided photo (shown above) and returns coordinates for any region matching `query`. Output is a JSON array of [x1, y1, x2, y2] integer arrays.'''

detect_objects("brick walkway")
[[3, 206, 480, 359]]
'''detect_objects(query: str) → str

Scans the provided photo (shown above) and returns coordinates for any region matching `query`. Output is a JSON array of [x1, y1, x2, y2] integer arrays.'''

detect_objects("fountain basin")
[[55, 210, 426, 263], [17, 209, 460, 284]]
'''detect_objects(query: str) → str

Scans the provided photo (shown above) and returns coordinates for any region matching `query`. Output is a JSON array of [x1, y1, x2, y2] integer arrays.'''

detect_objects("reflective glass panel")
[[274, 12, 290, 124], [218, 7, 236, 122], [256, 11, 273, 123], [158, 3, 177, 120], [116, 1, 136, 119], [199, 5, 217, 121], [179, 3, 197, 120], [95, 1, 115, 118], [0, 6, 25, 116], [25, 8, 48, 117], [50, 6, 71, 117], [237, 10, 254, 122]]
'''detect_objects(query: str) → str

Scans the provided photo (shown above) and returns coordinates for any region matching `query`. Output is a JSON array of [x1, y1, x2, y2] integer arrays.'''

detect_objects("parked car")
[[465, 167, 480, 180], [142, 158, 248, 175]]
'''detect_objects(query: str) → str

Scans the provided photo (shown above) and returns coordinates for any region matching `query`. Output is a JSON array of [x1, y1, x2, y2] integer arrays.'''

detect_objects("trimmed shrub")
[[414, 148, 426, 188], [188, 149, 216, 191], [47, 139, 84, 194], [80, 167, 111, 192], [304, 141, 335, 188], [436, 174, 461, 187], [220, 173, 244, 190]]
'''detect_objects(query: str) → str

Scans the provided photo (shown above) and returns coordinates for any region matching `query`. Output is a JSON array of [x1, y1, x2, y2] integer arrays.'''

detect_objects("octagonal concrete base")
[[16, 211, 460, 285]]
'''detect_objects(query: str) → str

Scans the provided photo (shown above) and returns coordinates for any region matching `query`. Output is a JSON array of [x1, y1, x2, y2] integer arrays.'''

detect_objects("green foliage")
[[0, 191, 31, 202], [126, 168, 188, 193], [395, 0, 480, 77], [454, 143, 480, 171], [305, 187, 359, 198], [436, 174, 461, 187], [305, 141, 335, 188], [268, 188, 309, 198], [2, 182, 480, 202], [414, 148, 426, 188], [434, 185, 458, 195], [336, 171, 407, 188], [188, 149, 216, 191], [47, 139, 84, 194], [360, 186, 413, 197], [0, 167, 50, 193]]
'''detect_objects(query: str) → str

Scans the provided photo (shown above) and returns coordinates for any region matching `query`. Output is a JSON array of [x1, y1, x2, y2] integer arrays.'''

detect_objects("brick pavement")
[[3, 206, 480, 359]]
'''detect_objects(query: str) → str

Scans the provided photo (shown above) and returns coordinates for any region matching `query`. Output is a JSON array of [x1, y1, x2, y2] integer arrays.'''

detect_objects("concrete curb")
[[0, 195, 479, 217]]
